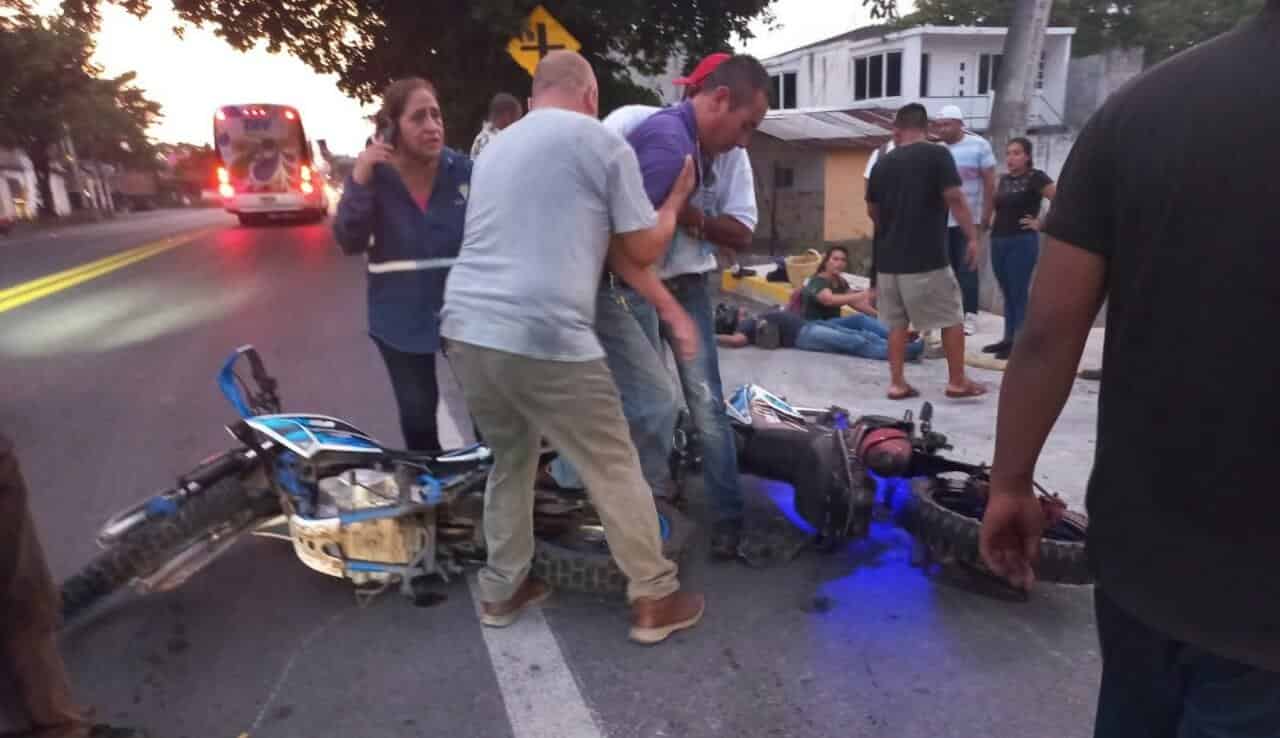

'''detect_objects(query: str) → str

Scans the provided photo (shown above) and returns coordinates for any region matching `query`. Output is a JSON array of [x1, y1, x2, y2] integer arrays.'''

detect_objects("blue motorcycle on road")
[[61, 345, 693, 623]]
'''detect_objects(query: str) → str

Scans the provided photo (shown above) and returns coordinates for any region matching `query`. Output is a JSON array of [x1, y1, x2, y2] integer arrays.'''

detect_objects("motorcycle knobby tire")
[[900, 477, 1092, 586], [60, 477, 278, 625], [531, 499, 694, 596]]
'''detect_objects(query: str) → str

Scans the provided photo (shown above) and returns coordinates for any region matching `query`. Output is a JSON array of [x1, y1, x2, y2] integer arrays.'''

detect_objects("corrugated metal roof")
[[755, 108, 894, 149]]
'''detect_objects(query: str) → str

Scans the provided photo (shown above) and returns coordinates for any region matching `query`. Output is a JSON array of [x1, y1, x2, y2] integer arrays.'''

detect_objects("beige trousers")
[[446, 341, 679, 604]]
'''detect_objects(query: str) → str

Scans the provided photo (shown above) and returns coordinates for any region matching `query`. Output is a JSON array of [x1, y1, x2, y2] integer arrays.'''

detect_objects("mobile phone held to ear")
[[377, 118, 398, 149]]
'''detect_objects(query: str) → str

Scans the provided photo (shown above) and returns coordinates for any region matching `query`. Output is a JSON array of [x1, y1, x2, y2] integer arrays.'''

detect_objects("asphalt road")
[[1, 210, 1103, 738]]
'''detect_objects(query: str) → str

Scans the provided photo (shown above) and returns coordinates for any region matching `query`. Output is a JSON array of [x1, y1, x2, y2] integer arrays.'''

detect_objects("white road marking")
[[441, 356, 602, 738], [467, 576, 605, 738]]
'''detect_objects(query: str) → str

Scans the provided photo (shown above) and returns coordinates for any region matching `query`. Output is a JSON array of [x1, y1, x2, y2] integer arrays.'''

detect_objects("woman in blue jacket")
[[333, 77, 472, 453]]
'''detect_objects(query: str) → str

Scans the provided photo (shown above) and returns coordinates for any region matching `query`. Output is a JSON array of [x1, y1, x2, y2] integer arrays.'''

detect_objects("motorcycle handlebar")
[[179, 449, 253, 491]]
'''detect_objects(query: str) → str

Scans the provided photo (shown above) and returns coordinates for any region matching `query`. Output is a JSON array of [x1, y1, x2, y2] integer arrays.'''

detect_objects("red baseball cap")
[[674, 52, 731, 86]]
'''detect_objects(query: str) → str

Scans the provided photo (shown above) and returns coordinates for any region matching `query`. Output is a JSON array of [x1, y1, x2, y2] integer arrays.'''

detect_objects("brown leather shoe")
[[629, 590, 705, 645], [480, 578, 551, 628]]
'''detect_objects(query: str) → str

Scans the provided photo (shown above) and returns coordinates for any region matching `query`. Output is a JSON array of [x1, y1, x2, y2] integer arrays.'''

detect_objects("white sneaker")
[[964, 313, 979, 336]]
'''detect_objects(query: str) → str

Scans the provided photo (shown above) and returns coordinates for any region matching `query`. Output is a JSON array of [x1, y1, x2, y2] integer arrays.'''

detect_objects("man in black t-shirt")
[[866, 103, 986, 401], [980, 4, 1280, 735]]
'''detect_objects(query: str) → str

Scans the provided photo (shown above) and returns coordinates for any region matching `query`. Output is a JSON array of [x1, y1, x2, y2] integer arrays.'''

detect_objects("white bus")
[[213, 104, 329, 226]]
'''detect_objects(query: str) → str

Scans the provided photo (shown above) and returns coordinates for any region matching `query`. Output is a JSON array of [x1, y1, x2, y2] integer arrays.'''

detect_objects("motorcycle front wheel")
[[60, 477, 280, 625], [899, 476, 1091, 586]]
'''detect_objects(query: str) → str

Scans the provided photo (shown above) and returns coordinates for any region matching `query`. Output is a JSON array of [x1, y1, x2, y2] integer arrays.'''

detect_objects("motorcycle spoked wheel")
[[899, 476, 1092, 586], [531, 498, 694, 596], [60, 477, 280, 625]]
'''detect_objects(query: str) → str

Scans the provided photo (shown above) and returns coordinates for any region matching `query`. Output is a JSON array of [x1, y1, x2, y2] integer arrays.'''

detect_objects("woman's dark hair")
[[816, 245, 849, 275], [378, 77, 438, 127], [1009, 137, 1034, 168]]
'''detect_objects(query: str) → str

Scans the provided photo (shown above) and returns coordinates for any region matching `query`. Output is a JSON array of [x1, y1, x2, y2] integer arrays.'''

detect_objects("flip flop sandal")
[[888, 386, 920, 400], [945, 383, 988, 399]]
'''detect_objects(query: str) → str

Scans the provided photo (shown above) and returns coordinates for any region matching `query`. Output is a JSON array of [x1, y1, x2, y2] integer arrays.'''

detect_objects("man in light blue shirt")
[[936, 105, 996, 335]]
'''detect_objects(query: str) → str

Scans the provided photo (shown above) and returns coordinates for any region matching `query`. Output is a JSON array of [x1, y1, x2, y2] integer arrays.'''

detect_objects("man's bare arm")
[[943, 186, 977, 243], [703, 215, 752, 251], [981, 166, 996, 228], [990, 238, 1108, 494], [679, 206, 752, 251]]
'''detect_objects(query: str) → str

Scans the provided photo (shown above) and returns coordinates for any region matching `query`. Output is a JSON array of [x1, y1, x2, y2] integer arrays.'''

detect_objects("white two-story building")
[[762, 24, 1076, 130], [749, 23, 1091, 262]]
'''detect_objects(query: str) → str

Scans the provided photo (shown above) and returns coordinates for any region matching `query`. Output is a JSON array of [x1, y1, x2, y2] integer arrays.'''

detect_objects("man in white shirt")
[[469, 92, 523, 159]]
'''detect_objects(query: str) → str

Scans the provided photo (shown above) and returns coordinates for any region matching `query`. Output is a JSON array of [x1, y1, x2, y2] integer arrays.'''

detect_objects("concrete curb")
[[718, 268, 1010, 372]]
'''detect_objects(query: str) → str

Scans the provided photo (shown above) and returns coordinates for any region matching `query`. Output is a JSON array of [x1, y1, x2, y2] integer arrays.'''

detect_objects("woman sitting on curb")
[[715, 304, 923, 362], [801, 245, 873, 321]]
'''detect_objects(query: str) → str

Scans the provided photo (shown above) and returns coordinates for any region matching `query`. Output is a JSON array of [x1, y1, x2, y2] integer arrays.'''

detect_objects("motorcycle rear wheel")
[[899, 476, 1091, 586], [60, 477, 279, 625], [531, 499, 694, 596]]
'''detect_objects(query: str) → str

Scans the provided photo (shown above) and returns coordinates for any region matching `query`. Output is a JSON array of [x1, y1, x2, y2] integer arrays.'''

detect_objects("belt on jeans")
[[368, 257, 456, 274], [662, 272, 709, 287]]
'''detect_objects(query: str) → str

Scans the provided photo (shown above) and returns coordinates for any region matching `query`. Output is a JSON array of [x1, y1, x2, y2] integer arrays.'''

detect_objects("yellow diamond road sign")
[[507, 5, 581, 77]]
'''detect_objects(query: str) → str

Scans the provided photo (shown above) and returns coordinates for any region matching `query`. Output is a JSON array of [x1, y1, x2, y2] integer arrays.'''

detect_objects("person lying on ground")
[[714, 305, 923, 362]]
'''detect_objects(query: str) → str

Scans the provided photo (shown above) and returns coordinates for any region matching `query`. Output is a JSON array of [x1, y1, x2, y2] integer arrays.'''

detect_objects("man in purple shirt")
[[618, 55, 770, 558]]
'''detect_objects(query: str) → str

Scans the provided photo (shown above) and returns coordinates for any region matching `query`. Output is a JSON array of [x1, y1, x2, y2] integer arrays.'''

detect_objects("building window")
[[979, 53, 1002, 95], [774, 165, 795, 189], [977, 51, 1042, 94], [885, 51, 902, 97], [769, 71, 798, 109], [920, 53, 930, 97], [853, 51, 903, 101]]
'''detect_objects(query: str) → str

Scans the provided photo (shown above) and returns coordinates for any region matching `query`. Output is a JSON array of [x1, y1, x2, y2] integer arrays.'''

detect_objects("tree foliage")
[[63, 0, 777, 149], [896, 0, 1265, 62], [0, 12, 160, 216]]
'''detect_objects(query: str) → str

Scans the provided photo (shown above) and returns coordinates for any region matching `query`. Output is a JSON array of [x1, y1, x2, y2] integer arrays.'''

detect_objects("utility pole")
[[987, 0, 1054, 169], [60, 122, 93, 217]]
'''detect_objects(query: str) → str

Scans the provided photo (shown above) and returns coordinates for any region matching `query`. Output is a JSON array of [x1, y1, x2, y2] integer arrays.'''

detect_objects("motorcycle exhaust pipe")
[[132, 517, 261, 594]]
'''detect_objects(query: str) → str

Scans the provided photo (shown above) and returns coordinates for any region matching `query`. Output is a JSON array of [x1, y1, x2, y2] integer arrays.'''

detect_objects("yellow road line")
[[0, 227, 218, 315]]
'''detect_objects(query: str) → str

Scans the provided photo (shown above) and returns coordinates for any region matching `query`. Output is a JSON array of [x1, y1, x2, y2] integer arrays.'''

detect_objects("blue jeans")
[[1093, 589, 1280, 738], [661, 272, 743, 521], [991, 231, 1040, 343], [373, 337, 441, 453], [796, 315, 923, 361], [548, 281, 678, 494], [947, 227, 980, 315]]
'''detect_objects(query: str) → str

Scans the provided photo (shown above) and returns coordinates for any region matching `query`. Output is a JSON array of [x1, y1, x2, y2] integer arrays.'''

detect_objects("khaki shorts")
[[878, 267, 964, 332]]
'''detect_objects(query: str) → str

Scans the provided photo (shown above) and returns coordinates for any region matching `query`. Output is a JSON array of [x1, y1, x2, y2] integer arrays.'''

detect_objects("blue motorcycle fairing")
[[246, 414, 384, 459]]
